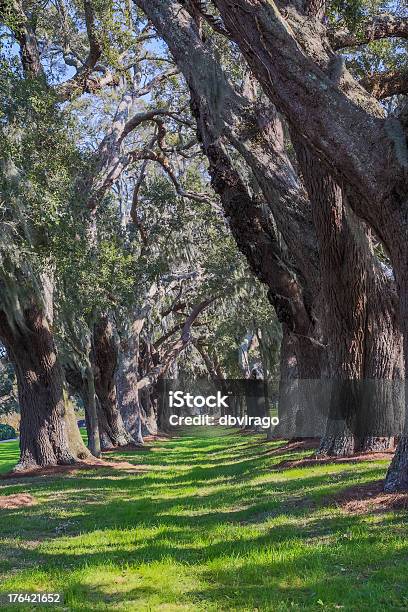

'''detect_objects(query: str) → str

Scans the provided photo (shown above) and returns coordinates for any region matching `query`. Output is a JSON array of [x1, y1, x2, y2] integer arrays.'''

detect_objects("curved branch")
[[130, 149, 213, 204], [360, 69, 408, 99], [55, 0, 106, 99], [136, 298, 215, 390], [329, 14, 408, 50]]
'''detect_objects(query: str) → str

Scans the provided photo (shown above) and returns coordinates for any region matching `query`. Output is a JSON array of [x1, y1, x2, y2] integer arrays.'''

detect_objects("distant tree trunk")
[[140, 386, 158, 436], [0, 306, 90, 470], [138, 338, 160, 436], [116, 319, 144, 445], [83, 362, 102, 457], [63, 390, 93, 459], [93, 315, 133, 449], [64, 362, 101, 458]]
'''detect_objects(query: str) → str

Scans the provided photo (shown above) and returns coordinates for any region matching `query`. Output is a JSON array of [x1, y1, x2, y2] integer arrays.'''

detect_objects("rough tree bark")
[[116, 312, 147, 445], [273, 323, 299, 440], [0, 306, 90, 469], [208, 0, 408, 486], [92, 315, 133, 449]]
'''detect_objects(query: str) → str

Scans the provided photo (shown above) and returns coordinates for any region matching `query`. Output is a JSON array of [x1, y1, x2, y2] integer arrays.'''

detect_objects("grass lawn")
[[0, 428, 407, 611]]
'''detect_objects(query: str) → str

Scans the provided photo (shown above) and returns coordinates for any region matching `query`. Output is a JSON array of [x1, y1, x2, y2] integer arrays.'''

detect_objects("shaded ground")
[[0, 428, 407, 611], [276, 450, 394, 470], [331, 479, 408, 514], [0, 458, 147, 480]]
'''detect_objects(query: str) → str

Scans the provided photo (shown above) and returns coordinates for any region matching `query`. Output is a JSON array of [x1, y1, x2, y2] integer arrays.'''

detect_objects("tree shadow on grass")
[[0, 431, 405, 611], [2, 508, 408, 611], [0, 464, 390, 559]]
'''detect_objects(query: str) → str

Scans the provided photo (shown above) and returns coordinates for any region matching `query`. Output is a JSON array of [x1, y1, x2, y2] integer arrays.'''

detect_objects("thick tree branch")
[[137, 0, 319, 297], [210, 0, 406, 225], [82, 0, 103, 69], [1, 0, 43, 77], [360, 69, 408, 100], [329, 14, 408, 50], [55, 0, 107, 99]]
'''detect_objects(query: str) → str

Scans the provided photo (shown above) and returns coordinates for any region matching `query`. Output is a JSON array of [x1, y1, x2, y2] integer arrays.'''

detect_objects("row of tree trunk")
[[0, 293, 401, 471], [0, 303, 160, 469]]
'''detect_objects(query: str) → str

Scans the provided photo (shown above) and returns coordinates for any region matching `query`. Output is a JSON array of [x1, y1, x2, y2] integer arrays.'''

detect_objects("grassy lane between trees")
[[0, 429, 407, 611]]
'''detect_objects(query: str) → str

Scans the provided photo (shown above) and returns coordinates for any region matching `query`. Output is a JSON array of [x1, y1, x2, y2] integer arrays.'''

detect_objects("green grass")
[[0, 428, 407, 611]]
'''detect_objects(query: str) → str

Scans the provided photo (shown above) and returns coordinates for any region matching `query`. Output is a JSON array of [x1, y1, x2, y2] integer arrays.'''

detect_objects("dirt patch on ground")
[[259, 439, 320, 458], [327, 479, 408, 514], [0, 493, 36, 509], [0, 457, 148, 480], [275, 449, 394, 469]]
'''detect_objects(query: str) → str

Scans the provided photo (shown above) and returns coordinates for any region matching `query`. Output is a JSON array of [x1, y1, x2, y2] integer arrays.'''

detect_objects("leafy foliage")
[[0, 423, 16, 440]]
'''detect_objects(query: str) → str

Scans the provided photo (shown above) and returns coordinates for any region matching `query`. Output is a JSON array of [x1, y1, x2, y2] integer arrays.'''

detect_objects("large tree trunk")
[[293, 142, 364, 456], [359, 264, 403, 453], [385, 284, 408, 491], [0, 307, 90, 470], [93, 315, 133, 449], [293, 138, 401, 456]]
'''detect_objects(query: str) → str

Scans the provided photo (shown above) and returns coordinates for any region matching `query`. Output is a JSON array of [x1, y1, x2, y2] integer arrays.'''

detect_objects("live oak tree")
[[0, 0, 181, 466], [136, 0, 404, 457], [184, 0, 408, 489], [0, 66, 91, 467]]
